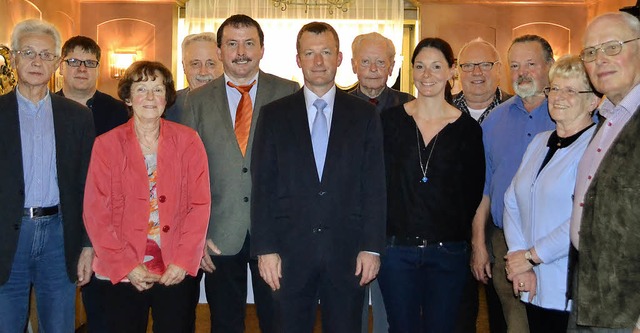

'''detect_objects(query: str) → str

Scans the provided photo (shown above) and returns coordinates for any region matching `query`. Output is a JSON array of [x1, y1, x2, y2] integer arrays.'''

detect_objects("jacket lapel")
[[322, 90, 354, 184]]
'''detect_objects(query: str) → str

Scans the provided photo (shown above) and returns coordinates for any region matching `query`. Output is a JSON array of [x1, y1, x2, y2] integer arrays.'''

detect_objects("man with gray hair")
[[476, 34, 555, 333], [452, 37, 511, 333], [165, 32, 223, 122], [568, 11, 640, 332], [348, 31, 412, 333], [0, 19, 95, 332]]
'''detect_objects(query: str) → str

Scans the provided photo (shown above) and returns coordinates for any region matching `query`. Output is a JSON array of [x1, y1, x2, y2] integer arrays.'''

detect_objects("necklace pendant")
[[421, 176, 428, 183]]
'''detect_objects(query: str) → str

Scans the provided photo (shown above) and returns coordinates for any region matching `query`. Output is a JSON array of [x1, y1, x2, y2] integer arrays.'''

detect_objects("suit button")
[[162, 225, 170, 232], [318, 191, 326, 196], [19, 189, 24, 196], [13, 223, 20, 230], [159, 195, 166, 203], [242, 167, 248, 173], [243, 197, 249, 202]]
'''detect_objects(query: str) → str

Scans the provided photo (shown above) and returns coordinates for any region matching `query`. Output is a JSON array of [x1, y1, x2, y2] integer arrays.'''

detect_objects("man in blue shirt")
[[474, 34, 556, 333]]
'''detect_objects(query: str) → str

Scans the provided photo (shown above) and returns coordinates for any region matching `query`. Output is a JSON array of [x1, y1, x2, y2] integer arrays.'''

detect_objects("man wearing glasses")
[[0, 19, 95, 332], [452, 37, 511, 333], [568, 11, 640, 333], [57, 36, 128, 137], [474, 35, 556, 333], [55, 35, 128, 333], [348, 32, 413, 333]]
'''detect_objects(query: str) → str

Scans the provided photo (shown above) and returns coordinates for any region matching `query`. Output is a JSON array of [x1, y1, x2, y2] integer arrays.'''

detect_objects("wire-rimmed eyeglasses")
[[458, 61, 499, 72], [579, 37, 640, 62]]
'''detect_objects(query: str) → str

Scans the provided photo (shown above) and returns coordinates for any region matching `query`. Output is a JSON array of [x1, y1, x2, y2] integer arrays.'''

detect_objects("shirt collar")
[[304, 85, 337, 111], [600, 83, 640, 119]]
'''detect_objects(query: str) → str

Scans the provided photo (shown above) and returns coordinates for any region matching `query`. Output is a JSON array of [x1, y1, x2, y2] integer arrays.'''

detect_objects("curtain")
[[183, 0, 405, 88]]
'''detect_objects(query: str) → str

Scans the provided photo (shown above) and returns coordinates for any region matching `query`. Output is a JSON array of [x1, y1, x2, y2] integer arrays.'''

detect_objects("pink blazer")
[[84, 119, 210, 283]]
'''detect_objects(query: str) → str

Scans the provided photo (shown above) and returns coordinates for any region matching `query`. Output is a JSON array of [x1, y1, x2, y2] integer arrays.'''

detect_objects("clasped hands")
[[257, 251, 381, 291], [127, 263, 187, 291], [504, 249, 538, 302]]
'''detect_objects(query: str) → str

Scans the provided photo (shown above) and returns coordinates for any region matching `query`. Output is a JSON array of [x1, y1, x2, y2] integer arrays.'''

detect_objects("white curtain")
[[183, 0, 405, 88]]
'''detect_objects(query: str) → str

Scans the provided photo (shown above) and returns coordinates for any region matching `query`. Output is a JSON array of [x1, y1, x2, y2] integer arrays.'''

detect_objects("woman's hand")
[[127, 265, 161, 291], [511, 270, 538, 302], [505, 249, 533, 280], [159, 264, 187, 286]]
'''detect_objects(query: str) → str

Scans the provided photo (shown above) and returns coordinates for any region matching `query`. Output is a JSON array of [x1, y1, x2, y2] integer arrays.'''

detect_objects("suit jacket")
[[165, 87, 189, 123], [181, 71, 299, 255], [83, 119, 210, 282], [250, 88, 386, 274], [576, 105, 640, 328], [0, 90, 95, 284], [349, 85, 414, 113], [56, 89, 129, 136]]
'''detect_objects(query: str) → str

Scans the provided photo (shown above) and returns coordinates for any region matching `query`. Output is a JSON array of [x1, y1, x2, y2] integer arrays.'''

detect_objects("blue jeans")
[[378, 242, 470, 333], [0, 213, 76, 333]]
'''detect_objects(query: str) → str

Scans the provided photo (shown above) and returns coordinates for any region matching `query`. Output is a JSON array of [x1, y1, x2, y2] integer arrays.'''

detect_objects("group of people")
[[0, 9, 637, 333]]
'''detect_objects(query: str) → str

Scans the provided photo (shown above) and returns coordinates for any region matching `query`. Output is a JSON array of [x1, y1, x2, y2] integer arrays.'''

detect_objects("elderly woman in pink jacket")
[[83, 61, 210, 333]]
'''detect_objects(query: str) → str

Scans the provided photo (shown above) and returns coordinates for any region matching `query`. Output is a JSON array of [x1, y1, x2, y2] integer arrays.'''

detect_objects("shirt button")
[[527, 133, 532, 137], [162, 225, 170, 232], [318, 191, 326, 196], [242, 167, 248, 173], [608, 122, 612, 126], [587, 175, 592, 180], [243, 197, 249, 202], [529, 115, 533, 119], [597, 148, 602, 152], [158, 195, 166, 203], [579, 202, 584, 207]]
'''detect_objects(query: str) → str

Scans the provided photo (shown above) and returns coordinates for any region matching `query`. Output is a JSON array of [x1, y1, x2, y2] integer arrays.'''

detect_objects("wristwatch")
[[525, 250, 539, 266]]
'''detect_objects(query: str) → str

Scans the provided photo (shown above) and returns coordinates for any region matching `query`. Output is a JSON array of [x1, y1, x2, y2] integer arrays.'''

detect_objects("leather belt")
[[23, 206, 59, 218], [387, 235, 442, 248]]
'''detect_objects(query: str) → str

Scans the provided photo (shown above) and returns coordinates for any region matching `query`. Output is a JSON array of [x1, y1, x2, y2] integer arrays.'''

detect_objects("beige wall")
[[418, 0, 637, 94], [79, 2, 177, 97]]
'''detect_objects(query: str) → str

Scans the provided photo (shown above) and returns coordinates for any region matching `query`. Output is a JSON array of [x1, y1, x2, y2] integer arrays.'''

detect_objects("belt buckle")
[[28, 207, 35, 218], [418, 239, 428, 248]]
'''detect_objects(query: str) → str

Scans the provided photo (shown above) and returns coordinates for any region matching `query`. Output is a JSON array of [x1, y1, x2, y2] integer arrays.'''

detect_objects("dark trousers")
[[526, 303, 569, 333], [485, 274, 508, 333], [378, 242, 470, 333], [204, 233, 275, 333], [453, 270, 478, 333], [98, 275, 199, 333], [273, 252, 365, 333], [82, 276, 109, 333]]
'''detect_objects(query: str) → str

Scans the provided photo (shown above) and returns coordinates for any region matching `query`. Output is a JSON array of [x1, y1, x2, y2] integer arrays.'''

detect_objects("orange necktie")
[[228, 80, 256, 156]]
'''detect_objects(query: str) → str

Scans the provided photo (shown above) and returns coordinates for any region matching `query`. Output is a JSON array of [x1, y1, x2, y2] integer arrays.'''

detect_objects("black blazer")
[[0, 90, 95, 284], [250, 88, 386, 274]]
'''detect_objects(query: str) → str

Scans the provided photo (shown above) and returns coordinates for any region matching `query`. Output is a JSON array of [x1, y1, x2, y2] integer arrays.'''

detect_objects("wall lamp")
[[109, 52, 137, 79]]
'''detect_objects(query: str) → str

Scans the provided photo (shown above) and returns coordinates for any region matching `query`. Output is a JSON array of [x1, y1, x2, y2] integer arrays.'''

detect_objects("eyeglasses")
[[64, 58, 99, 68], [132, 86, 166, 96], [13, 49, 58, 61], [579, 37, 640, 62], [458, 61, 499, 72], [543, 86, 593, 97]]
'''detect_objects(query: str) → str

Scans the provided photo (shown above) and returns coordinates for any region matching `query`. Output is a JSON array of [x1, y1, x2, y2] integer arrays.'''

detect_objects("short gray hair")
[[11, 19, 62, 56], [457, 37, 500, 63], [181, 32, 217, 55], [351, 32, 395, 60]]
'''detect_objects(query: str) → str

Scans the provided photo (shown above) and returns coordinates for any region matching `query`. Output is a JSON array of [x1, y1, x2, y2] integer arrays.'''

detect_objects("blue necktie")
[[311, 99, 328, 180]]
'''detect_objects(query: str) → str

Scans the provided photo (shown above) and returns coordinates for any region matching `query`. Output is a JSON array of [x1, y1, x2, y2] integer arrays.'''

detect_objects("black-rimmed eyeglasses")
[[579, 37, 640, 63], [64, 58, 99, 68], [458, 61, 499, 72]]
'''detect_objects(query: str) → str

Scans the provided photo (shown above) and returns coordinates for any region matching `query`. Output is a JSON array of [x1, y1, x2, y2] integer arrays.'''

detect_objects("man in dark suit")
[[55, 34, 127, 333], [251, 22, 386, 333], [348, 31, 413, 333], [180, 14, 299, 333], [165, 32, 223, 122], [0, 19, 95, 332]]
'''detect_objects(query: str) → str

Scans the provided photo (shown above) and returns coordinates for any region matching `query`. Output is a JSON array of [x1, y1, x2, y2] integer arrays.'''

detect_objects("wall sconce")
[[109, 52, 137, 79]]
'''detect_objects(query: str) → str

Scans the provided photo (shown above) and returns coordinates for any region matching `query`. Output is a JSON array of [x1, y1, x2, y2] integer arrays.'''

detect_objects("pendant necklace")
[[416, 125, 438, 183]]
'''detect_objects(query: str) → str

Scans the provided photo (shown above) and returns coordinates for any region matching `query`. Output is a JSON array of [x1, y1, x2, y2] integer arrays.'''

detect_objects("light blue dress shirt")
[[481, 96, 555, 228], [16, 87, 60, 207]]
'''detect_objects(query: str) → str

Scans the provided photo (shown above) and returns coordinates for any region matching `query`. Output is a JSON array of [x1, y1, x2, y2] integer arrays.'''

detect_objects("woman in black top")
[[377, 37, 485, 333]]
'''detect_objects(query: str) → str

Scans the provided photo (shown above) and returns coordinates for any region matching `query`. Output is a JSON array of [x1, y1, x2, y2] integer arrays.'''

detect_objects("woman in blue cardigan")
[[503, 55, 599, 333]]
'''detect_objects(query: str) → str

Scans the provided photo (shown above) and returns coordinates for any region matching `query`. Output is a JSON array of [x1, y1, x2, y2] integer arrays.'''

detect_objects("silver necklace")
[[416, 125, 438, 183]]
